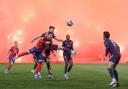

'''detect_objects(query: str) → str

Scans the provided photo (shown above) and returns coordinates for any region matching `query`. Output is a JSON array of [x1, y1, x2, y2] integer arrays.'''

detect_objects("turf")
[[0, 64, 127, 89]]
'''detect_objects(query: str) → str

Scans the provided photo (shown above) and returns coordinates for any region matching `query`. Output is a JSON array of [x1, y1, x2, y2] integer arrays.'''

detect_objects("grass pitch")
[[0, 64, 127, 89]]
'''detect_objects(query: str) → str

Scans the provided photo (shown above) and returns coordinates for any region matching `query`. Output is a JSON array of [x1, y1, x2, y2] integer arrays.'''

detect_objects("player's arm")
[[71, 41, 76, 55], [54, 36, 63, 42], [70, 41, 77, 55], [50, 41, 54, 53], [58, 41, 65, 50], [7, 49, 10, 57], [31, 35, 42, 43], [31, 33, 46, 43], [7, 48, 11, 55], [50, 41, 56, 56], [6, 48, 11, 59], [17, 49, 19, 54], [7, 49, 11, 54], [105, 48, 109, 57], [104, 42, 110, 61], [71, 41, 74, 50]]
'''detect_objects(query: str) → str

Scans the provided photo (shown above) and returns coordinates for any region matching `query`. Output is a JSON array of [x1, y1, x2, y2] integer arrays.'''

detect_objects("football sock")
[[64, 64, 68, 74], [68, 64, 73, 73], [7, 64, 13, 71], [33, 63, 38, 70], [46, 62, 52, 75], [108, 68, 116, 82], [114, 70, 118, 82], [36, 64, 42, 74]]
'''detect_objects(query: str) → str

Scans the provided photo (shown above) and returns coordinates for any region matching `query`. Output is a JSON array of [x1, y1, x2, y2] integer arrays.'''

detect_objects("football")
[[67, 19, 74, 26]]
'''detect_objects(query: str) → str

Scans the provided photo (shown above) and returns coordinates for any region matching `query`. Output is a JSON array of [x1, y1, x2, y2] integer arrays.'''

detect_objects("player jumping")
[[31, 26, 63, 79], [103, 31, 121, 87], [4, 41, 19, 74]]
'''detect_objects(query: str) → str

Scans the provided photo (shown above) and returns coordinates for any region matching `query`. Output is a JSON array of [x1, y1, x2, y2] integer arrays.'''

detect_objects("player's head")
[[49, 26, 55, 33], [14, 41, 18, 47], [103, 31, 110, 40], [66, 34, 70, 40]]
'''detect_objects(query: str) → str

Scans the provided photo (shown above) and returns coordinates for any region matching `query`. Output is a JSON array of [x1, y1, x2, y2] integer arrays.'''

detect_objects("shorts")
[[52, 44, 58, 50], [29, 47, 44, 63], [109, 54, 121, 64], [8, 56, 15, 63], [63, 54, 72, 62]]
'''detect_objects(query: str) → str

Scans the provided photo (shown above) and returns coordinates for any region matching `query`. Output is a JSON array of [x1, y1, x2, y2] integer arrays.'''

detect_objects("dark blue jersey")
[[41, 32, 56, 51], [41, 32, 56, 41], [62, 39, 73, 55], [104, 39, 120, 56]]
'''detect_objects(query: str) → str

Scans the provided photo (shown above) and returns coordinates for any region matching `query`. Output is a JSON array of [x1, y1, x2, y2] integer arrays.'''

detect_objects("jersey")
[[62, 39, 73, 55], [9, 46, 19, 58], [35, 39, 46, 51], [104, 39, 120, 56], [41, 32, 55, 54], [41, 31, 56, 41]]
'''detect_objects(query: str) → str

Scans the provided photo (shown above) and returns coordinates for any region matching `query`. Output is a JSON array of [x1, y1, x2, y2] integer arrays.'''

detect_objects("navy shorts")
[[109, 54, 121, 64], [9, 56, 15, 63], [44, 44, 58, 56], [63, 54, 72, 62], [29, 47, 44, 63], [52, 44, 58, 50]]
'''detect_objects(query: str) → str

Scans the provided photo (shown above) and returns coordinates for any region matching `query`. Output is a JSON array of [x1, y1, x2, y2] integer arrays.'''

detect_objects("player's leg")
[[46, 55, 52, 75], [108, 55, 120, 87], [4, 57, 14, 74], [113, 63, 119, 82], [32, 62, 38, 73], [34, 53, 44, 79], [112, 64, 119, 86], [31, 54, 38, 73], [112, 56, 121, 87], [68, 57, 73, 73], [107, 62, 116, 85], [12, 48, 35, 61], [64, 55, 69, 79], [6, 62, 14, 70], [64, 56, 69, 75], [35, 62, 43, 79], [33, 54, 38, 69], [45, 51, 54, 79]]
